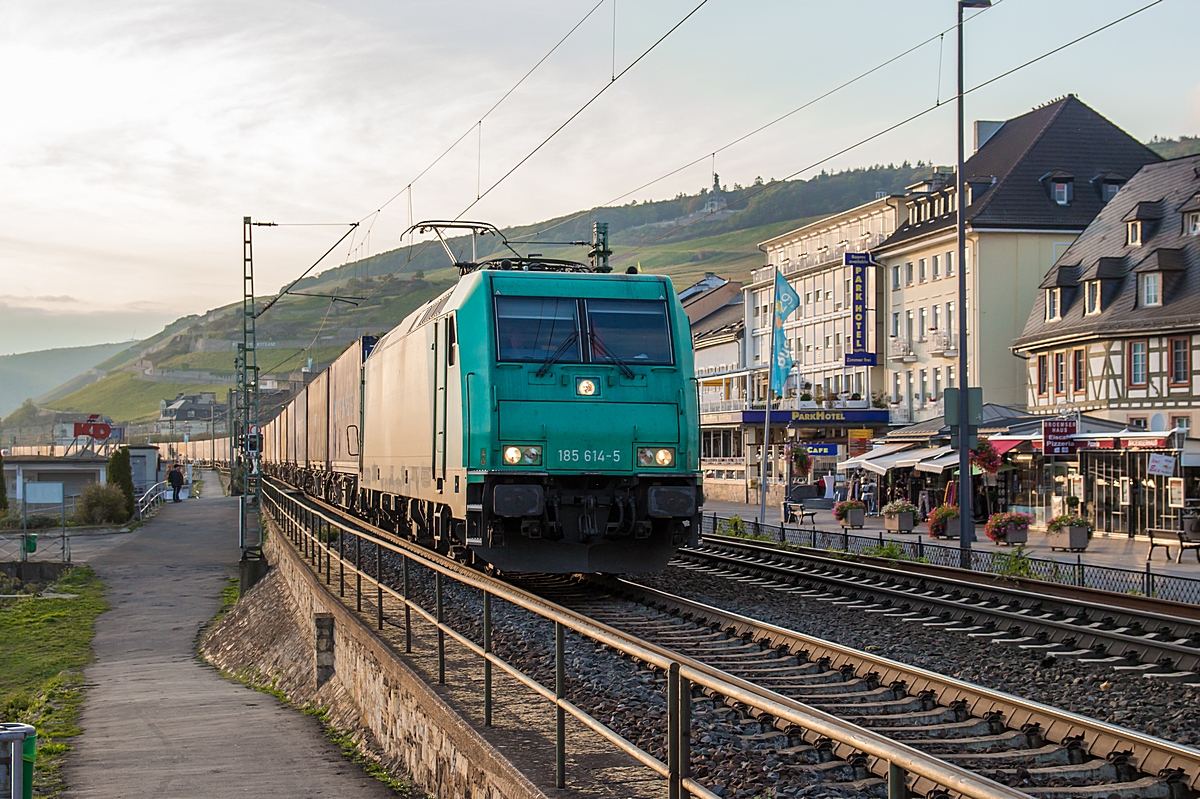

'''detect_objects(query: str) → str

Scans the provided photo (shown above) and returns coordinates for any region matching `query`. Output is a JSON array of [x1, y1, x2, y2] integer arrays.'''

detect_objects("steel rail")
[[687, 536, 1200, 674], [263, 481, 1031, 799], [605, 574, 1200, 793]]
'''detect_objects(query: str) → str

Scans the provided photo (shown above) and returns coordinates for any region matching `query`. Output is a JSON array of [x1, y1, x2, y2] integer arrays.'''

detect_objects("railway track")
[[681, 534, 1200, 682], [517, 572, 1200, 798], [266, 483, 1200, 798]]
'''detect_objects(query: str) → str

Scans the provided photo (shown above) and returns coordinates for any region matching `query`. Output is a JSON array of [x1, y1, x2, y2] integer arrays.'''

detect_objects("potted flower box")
[[882, 500, 917, 533], [985, 511, 1033, 546], [927, 504, 959, 539], [796, 393, 818, 409], [1046, 514, 1091, 552], [834, 499, 866, 529]]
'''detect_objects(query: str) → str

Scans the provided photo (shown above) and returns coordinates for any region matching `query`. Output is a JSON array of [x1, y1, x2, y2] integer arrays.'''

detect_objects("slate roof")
[[1013, 153, 1200, 349], [877, 96, 1161, 251], [692, 299, 744, 344]]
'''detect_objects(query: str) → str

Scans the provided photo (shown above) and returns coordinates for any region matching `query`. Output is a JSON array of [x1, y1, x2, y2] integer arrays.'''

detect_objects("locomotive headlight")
[[576, 378, 598, 397], [638, 447, 676, 467], [503, 445, 542, 466]]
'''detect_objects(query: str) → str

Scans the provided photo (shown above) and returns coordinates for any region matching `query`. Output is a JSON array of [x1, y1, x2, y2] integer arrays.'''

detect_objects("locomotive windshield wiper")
[[535, 331, 579, 378], [589, 332, 635, 379]]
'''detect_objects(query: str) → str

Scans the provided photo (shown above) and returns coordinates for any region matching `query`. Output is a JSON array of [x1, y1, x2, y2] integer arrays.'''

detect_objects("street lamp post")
[[956, 0, 990, 567]]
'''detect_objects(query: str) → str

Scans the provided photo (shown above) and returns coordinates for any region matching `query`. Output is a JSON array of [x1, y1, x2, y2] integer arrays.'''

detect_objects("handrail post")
[[888, 760, 907, 799], [376, 542, 383, 631], [355, 534, 362, 613], [555, 620, 566, 789], [403, 555, 411, 653], [668, 662, 680, 799], [680, 672, 692, 799], [483, 590, 493, 726], [324, 521, 331, 586], [339, 525, 345, 597], [436, 571, 445, 684]]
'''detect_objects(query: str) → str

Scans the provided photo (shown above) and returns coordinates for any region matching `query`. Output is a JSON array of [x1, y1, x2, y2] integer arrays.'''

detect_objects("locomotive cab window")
[[585, 299, 673, 365], [494, 297, 581, 363]]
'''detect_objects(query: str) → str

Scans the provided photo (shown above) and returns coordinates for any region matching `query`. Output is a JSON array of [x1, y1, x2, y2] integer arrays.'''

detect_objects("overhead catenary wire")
[[609, 0, 1166, 265]]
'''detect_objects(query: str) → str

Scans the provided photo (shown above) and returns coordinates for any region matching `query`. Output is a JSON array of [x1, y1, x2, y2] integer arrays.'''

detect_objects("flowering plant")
[[970, 437, 1002, 474], [1047, 514, 1091, 534], [833, 499, 866, 521], [881, 500, 917, 516], [984, 511, 1033, 542], [786, 442, 812, 478], [927, 504, 960, 537]]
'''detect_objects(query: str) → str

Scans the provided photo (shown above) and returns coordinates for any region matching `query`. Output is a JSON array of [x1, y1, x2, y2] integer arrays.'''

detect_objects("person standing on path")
[[168, 465, 184, 503]]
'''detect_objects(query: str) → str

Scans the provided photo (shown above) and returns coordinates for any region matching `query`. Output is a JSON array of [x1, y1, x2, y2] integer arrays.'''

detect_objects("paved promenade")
[[703, 499, 1200, 582], [64, 477, 395, 798]]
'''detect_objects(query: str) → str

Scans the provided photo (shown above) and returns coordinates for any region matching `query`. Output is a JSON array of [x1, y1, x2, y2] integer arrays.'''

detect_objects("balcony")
[[889, 405, 911, 425], [930, 331, 957, 358], [888, 337, 917, 362]]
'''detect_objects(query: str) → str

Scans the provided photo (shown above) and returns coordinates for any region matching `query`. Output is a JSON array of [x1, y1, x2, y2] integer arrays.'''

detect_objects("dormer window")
[[1141, 273, 1161, 307], [1128, 221, 1143, 246], [1085, 280, 1102, 315], [1189, 212, 1200, 236], [1103, 182, 1121, 202], [1053, 182, 1071, 205], [1045, 288, 1061, 321]]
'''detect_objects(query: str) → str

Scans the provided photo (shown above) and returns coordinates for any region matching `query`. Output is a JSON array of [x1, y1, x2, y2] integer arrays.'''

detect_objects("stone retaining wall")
[[203, 528, 546, 799]]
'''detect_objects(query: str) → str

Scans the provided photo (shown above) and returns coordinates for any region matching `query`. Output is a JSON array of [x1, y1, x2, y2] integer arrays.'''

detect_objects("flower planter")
[[1002, 524, 1028, 546], [935, 517, 960, 540], [885, 512, 914, 533], [1047, 525, 1089, 552], [839, 508, 866, 529]]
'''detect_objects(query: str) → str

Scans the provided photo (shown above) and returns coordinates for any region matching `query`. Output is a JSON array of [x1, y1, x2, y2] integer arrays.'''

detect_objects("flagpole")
[[759, 266, 777, 525]]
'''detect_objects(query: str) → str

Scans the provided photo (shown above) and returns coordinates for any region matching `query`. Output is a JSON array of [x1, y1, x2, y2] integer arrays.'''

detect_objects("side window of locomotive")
[[494, 297, 582, 363], [585, 299, 673, 365], [447, 315, 457, 366]]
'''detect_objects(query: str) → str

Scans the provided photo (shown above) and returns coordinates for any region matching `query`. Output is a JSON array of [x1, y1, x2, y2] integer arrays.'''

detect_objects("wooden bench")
[[783, 502, 817, 531], [1147, 528, 1200, 563]]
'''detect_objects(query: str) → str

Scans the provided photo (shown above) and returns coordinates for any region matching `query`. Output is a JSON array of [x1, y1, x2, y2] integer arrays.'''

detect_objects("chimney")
[[974, 121, 1004, 153]]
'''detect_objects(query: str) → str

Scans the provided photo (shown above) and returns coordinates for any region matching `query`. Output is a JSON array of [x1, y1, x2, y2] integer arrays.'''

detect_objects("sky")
[[1, 0, 1198, 355]]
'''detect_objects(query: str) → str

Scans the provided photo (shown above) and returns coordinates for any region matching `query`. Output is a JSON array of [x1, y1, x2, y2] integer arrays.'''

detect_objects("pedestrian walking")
[[168, 465, 184, 503]]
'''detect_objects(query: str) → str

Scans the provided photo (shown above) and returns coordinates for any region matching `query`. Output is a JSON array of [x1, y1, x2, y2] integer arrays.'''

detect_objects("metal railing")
[[1, 722, 36, 799], [263, 482, 1030, 799], [702, 514, 1200, 606], [136, 481, 170, 519], [888, 337, 914, 358]]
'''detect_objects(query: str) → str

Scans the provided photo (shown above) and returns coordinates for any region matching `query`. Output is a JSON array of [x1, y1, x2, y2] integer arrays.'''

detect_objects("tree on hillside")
[[3, 399, 40, 428], [0, 452, 8, 513], [107, 446, 135, 520]]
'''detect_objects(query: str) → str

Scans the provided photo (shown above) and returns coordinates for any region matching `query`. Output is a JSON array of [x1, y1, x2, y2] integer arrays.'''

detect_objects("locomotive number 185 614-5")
[[557, 449, 622, 464]]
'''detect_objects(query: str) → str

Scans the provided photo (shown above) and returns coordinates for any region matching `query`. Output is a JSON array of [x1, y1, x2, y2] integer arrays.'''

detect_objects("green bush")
[[107, 447, 135, 520], [75, 483, 130, 525], [716, 515, 747, 537]]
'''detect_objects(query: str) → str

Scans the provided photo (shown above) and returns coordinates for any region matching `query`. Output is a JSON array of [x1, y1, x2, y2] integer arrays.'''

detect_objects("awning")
[[836, 442, 911, 472], [860, 447, 925, 475], [988, 437, 1031, 457], [894, 445, 953, 469], [915, 452, 961, 474]]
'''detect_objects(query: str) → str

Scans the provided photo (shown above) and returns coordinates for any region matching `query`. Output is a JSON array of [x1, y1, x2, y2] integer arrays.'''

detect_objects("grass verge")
[[0, 566, 108, 797]]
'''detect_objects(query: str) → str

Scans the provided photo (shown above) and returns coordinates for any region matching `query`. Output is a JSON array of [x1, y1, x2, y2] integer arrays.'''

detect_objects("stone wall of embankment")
[[201, 527, 546, 799]]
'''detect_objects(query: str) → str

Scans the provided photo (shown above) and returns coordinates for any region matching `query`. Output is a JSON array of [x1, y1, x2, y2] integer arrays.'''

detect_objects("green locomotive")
[[265, 225, 702, 573]]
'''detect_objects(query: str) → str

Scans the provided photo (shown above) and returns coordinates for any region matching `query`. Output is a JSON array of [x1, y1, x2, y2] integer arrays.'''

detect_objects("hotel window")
[[947, 365, 956, 389], [1141, 273, 1161, 307], [1128, 220, 1142, 246], [919, 369, 928, 403], [825, 290, 833, 301], [931, 254, 940, 279], [918, 307, 928, 339], [892, 372, 901, 403], [946, 302, 955, 336], [1085, 280, 1101, 314], [1045, 288, 1061, 321], [891, 265, 901, 290], [945, 251, 955, 276], [918, 258, 927, 283], [931, 304, 941, 331], [905, 310, 914, 340], [834, 332, 842, 358], [1128, 340, 1148, 387], [1072, 349, 1085, 394], [1170, 337, 1190, 385], [804, 291, 812, 305], [1054, 352, 1066, 394], [891, 312, 900, 337], [932, 367, 941, 400], [905, 262, 914, 286], [1037, 354, 1048, 395]]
